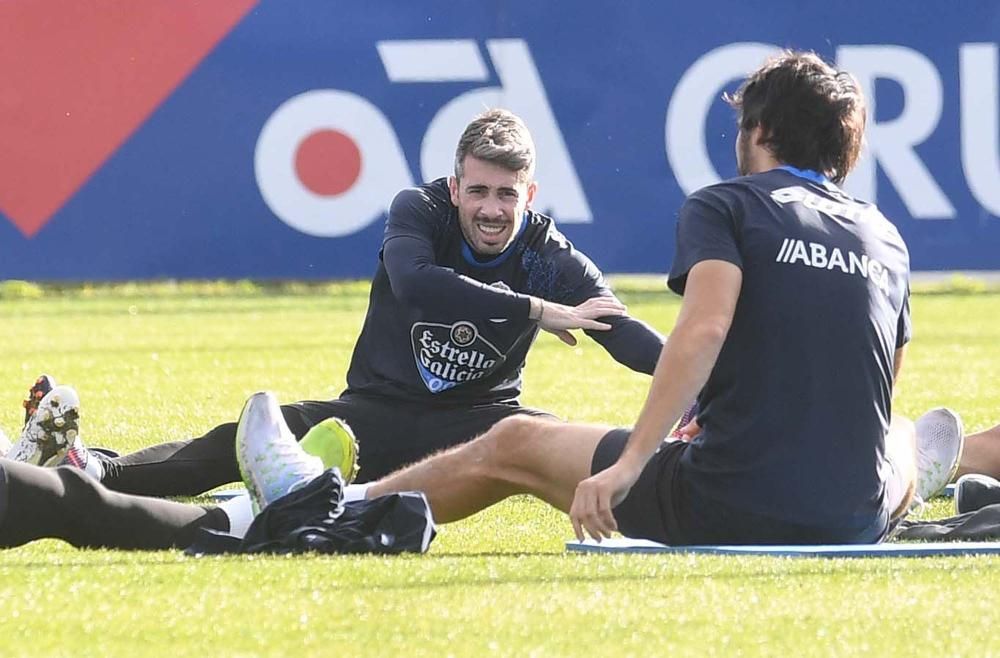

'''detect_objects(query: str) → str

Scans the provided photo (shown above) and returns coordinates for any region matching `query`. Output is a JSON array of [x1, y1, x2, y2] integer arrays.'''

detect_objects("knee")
[[54, 465, 107, 503], [477, 415, 553, 468]]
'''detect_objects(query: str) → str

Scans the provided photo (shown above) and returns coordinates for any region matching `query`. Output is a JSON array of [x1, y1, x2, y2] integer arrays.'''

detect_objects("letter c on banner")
[[665, 43, 779, 194], [254, 90, 414, 237]]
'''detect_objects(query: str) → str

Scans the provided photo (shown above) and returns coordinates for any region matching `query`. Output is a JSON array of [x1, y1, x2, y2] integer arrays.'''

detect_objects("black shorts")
[[592, 430, 890, 546], [287, 394, 556, 483], [591, 429, 693, 545]]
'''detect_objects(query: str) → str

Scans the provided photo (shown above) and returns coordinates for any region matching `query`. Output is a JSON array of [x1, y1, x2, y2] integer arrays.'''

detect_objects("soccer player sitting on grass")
[[325, 49, 946, 545], [0, 51, 967, 551], [4, 109, 670, 501]]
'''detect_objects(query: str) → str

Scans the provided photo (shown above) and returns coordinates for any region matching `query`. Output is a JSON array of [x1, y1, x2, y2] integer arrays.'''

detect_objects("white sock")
[[343, 483, 371, 502], [63, 440, 104, 480], [218, 493, 255, 538]]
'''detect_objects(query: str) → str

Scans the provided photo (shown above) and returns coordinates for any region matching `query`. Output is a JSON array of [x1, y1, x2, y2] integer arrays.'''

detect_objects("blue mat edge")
[[209, 489, 247, 501], [566, 539, 1000, 558]]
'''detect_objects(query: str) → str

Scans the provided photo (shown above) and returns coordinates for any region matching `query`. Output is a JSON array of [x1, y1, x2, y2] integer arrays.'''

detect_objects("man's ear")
[[525, 180, 537, 208], [752, 124, 770, 146], [448, 176, 460, 206]]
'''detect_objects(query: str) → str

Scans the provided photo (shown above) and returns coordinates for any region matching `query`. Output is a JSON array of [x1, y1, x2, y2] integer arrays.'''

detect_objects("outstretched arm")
[[570, 259, 742, 541], [384, 236, 626, 330], [383, 187, 626, 329], [383, 234, 531, 319], [584, 312, 665, 374]]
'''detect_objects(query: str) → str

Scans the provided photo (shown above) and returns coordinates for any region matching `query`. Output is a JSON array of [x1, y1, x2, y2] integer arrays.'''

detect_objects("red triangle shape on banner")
[[0, 0, 258, 237]]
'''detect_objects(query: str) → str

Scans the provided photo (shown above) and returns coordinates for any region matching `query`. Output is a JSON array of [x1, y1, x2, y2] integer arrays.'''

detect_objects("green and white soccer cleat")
[[236, 392, 359, 514], [914, 407, 965, 501], [300, 417, 359, 484], [7, 385, 81, 466]]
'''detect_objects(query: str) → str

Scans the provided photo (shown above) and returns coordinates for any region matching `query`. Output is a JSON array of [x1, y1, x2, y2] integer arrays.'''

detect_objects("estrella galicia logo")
[[410, 321, 505, 393]]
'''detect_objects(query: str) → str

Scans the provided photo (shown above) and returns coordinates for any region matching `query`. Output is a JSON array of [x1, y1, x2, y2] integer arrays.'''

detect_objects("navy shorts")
[[290, 394, 556, 483], [590, 429, 693, 545], [592, 429, 889, 546]]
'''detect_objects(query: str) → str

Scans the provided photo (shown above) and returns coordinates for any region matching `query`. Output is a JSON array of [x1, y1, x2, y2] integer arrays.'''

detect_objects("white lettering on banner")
[[961, 43, 1000, 217], [377, 40, 489, 82], [837, 46, 955, 219], [668, 42, 1000, 222], [665, 42, 779, 194], [412, 39, 591, 223], [254, 91, 413, 237], [255, 39, 590, 239]]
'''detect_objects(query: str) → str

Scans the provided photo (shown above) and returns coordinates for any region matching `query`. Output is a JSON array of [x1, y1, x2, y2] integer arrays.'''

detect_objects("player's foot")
[[300, 417, 359, 484], [22, 374, 56, 428], [58, 438, 110, 480], [914, 407, 965, 501], [954, 473, 1000, 514], [7, 385, 81, 466], [236, 392, 324, 514]]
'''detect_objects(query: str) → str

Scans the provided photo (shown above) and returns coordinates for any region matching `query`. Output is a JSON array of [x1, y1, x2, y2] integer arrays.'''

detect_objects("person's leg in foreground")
[[0, 459, 228, 550], [0, 393, 356, 551], [366, 415, 608, 525], [955, 421, 1000, 480]]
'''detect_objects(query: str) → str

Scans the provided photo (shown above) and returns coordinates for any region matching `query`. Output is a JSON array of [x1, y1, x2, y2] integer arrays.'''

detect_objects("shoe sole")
[[917, 407, 966, 500], [11, 386, 80, 467], [22, 374, 56, 428], [938, 409, 965, 498], [235, 393, 268, 514]]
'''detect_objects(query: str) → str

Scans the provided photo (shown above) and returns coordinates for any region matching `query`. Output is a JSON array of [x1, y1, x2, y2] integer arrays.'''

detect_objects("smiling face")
[[449, 155, 537, 256]]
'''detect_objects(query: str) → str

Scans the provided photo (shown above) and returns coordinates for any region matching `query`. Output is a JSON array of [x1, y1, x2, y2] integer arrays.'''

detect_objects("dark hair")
[[454, 109, 535, 180], [725, 51, 866, 183]]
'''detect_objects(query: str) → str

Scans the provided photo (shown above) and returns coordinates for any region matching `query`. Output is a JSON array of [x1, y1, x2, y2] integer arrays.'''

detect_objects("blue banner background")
[[2, 1, 998, 279]]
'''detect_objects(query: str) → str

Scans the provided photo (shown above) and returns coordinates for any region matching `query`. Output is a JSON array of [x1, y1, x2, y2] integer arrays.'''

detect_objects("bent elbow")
[[684, 318, 732, 348]]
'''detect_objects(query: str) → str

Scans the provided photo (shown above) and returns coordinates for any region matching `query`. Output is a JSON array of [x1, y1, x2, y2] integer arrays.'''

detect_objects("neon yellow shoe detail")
[[300, 417, 359, 484]]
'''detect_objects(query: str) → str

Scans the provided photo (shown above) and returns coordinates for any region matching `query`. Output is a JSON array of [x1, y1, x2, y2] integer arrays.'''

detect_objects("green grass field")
[[0, 278, 998, 657]]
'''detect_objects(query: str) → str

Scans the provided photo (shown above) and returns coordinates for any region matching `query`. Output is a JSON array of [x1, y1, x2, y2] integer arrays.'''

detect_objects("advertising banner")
[[1, 1, 998, 278]]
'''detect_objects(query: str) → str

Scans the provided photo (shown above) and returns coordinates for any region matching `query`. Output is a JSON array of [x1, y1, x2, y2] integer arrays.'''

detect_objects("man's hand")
[[569, 461, 641, 541], [673, 416, 701, 442], [535, 296, 627, 346]]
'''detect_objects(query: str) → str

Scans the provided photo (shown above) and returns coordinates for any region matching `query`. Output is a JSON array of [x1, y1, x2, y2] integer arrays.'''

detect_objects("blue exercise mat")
[[566, 537, 1000, 558], [209, 488, 247, 501]]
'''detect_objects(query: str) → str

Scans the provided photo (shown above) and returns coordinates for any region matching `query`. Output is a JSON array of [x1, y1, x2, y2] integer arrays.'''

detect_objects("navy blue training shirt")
[[668, 167, 911, 541], [344, 178, 664, 404]]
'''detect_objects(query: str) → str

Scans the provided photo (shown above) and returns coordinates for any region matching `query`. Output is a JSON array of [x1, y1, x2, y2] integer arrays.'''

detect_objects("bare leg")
[[884, 415, 917, 519], [367, 416, 610, 523], [956, 423, 1000, 479]]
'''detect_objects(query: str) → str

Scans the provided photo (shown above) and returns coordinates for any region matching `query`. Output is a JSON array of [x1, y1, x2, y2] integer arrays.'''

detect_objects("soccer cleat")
[[954, 473, 1000, 514], [300, 417, 360, 484], [22, 374, 56, 428], [59, 438, 109, 480], [236, 392, 325, 514], [7, 385, 81, 467], [914, 407, 965, 501]]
